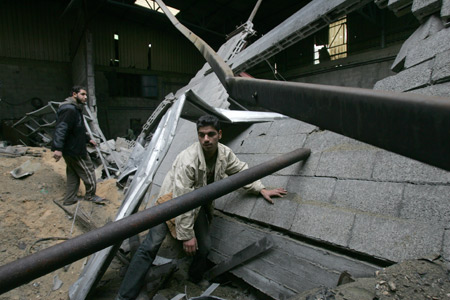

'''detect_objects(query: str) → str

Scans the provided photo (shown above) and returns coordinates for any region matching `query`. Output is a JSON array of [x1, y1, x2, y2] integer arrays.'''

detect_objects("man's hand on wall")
[[183, 237, 198, 256], [260, 188, 287, 204]]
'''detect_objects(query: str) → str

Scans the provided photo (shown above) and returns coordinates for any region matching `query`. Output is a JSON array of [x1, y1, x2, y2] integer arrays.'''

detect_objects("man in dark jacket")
[[52, 86, 104, 206]]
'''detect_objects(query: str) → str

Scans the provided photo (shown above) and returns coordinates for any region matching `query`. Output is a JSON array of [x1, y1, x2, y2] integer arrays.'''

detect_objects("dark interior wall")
[[94, 67, 193, 139], [347, 4, 419, 54], [0, 58, 72, 142]]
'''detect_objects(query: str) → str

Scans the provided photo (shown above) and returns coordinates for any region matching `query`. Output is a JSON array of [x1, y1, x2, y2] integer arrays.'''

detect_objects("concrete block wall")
[[375, 16, 450, 95], [215, 118, 450, 263], [147, 116, 450, 264], [0, 58, 71, 123]]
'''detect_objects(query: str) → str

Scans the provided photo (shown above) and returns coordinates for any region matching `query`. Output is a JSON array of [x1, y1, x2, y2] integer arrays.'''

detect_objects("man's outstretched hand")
[[260, 188, 287, 204]]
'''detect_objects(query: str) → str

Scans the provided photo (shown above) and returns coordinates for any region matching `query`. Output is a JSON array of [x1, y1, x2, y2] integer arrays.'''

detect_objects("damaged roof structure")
[[1, 0, 450, 299]]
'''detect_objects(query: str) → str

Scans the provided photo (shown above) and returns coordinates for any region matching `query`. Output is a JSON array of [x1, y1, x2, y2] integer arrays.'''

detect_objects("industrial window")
[[314, 17, 348, 64], [134, 0, 180, 15], [111, 32, 120, 66], [328, 17, 347, 60]]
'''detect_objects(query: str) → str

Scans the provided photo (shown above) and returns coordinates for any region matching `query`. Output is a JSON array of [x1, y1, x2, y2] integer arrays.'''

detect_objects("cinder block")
[[303, 130, 368, 153], [412, 0, 442, 20], [442, 0, 450, 23], [267, 118, 316, 136], [409, 81, 450, 96], [288, 176, 336, 204], [374, 61, 432, 92], [349, 214, 443, 262], [390, 15, 443, 72], [315, 148, 378, 180], [431, 49, 450, 82], [290, 203, 355, 246], [246, 122, 272, 137], [234, 135, 272, 154], [373, 151, 450, 183], [266, 134, 307, 154], [216, 190, 258, 218], [444, 229, 450, 262], [250, 196, 299, 230], [331, 180, 403, 216], [405, 26, 450, 69], [401, 184, 450, 223]]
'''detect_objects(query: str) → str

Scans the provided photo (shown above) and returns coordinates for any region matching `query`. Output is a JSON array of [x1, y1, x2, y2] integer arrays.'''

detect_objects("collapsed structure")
[[1, 0, 450, 299]]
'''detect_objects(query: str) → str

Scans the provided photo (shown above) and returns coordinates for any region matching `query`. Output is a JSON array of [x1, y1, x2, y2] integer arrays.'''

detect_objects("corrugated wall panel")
[[0, 1, 70, 62]]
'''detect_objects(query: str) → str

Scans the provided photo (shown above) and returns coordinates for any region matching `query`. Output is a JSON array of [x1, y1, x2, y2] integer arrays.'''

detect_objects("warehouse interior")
[[1, 0, 450, 300]]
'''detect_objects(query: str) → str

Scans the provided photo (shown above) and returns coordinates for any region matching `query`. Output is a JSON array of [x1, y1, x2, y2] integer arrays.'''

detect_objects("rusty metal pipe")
[[0, 148, 310, 294]]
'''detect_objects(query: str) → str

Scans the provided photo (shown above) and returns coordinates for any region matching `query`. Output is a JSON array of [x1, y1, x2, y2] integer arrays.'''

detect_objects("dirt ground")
[[1, 146, 449, 300]]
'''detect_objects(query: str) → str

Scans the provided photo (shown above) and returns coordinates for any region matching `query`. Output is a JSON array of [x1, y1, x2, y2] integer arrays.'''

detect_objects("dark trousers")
[[62, 153, 96, 202], [117, 207, 211, 300]]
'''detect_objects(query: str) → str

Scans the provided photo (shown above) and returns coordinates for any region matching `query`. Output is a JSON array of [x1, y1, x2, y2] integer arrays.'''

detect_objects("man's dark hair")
[[196, 115, 221, 131], [71, 86, 86, 95]]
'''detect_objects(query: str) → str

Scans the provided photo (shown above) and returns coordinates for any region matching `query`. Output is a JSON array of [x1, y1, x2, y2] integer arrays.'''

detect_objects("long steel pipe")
[[0, 148, 310, 294], [154, 0, 450, 171]]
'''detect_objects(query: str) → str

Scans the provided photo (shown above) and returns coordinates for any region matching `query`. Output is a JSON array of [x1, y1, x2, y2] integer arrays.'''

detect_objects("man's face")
[[198, 125, 222, 156], [73, 89, 88, 104]]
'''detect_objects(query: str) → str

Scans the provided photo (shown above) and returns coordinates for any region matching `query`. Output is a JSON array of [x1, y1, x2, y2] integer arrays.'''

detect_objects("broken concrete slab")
[[315, 148, 378, 180], [331, 180, 403, 217], [290, 203, 355, 246], [287, 176, 336, 204], [410, 80, 450, 96], [388, 0, 413, 16], [250, 195, 299, 230], [412, 0, 442, 21], [442, 0, 450, 24], [404, 26, 450, 69], [401, 184, 450, 223], [372, 150, 450, 183], [266, 133, 307, 154], [431, 48, 450, 82], [349, 214, 443, 262], [374, 60, 432, 92], [444, 230, 450, 261], [390, 15, 443, 72]]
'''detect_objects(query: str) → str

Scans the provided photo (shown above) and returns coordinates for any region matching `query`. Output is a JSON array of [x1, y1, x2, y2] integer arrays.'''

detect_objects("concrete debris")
[[10, 160, 41, 179], [52, 274, 63, 291]]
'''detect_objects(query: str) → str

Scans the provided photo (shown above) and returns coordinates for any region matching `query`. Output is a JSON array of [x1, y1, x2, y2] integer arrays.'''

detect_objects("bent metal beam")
[[153, 0, 450, 172], [0, 148, 310, 294]]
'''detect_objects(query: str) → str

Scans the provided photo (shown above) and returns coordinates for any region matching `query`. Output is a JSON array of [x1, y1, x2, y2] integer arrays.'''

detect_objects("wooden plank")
[[209, 216, 379, 299]]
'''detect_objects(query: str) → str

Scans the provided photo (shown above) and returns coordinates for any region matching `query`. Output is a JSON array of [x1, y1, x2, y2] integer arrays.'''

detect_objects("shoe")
[[85, 195, 106, 204]]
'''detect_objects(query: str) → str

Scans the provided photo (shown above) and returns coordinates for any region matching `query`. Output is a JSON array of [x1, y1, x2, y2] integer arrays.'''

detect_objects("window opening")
[[111, 32, 120, 66], [328, 17, 347, 60], [313, 16, 347, 64]]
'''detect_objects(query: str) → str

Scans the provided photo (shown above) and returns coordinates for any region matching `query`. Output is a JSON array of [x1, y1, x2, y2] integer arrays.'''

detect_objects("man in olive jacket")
[[51, 86, 103, 205], [117, 115, 287, 300]]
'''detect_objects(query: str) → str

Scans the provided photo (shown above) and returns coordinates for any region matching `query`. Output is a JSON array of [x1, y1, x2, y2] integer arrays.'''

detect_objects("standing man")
[[117, 115, 287, 300], [52, 86, 104, 206]]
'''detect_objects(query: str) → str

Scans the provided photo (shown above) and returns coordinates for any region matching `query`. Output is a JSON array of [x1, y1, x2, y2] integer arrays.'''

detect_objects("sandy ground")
[[0, 147, 254, 300], [1, 146, 450, 300]]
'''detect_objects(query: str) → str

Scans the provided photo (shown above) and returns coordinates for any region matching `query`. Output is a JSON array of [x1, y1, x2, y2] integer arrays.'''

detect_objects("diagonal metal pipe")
[[0, 148, 310, 294]]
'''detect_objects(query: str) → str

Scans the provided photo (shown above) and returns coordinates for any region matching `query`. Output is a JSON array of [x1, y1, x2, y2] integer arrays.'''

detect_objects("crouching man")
[[117, 115, 287, 300]]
